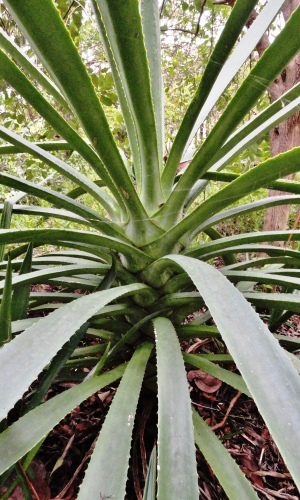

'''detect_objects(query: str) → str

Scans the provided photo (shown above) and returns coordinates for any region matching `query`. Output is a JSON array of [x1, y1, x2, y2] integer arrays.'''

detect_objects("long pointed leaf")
[[0, 365, 126, 475], [150, 147, 300, 255], [162, 0, 261, 194], [0, 123, 118, 218], [158, 4, 300, 226], [192, 408, 258, 499], [11, 242, 33, 321], [0, 27, 69, 110], [0, 255, 12, 346], [0, 283, 146, 422], [77, 342, 153, 500], [166, 255, 300, 489], [90, 0, 142, 191], [3, 0, 151, 225], [94, 0, 162, 213], [0, 228, 151, 272], [154, 317, 199, 500], [140, 0, 164, 167]]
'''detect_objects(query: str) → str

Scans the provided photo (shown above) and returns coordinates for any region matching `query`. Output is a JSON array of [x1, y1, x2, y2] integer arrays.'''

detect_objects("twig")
[[253, 484, 298, 500], [211, 391, 241, 430], [18, 461, 41, 500], [57, 437, 97, 498]]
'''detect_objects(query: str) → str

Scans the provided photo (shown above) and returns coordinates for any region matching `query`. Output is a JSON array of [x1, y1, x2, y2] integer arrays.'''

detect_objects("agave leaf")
[[0, 283, 147, 422], [0, 27, 69, 110], [90, 0, 142, 191], [156, 146, 300, 252], [0, 364, 126, 475], [186, 84, 300, 206], [1, 205, 89, 227], [196, 194, 300, 233], [180, 0, 285, 156], [158, 4, 300, 226], [154, 317, 199, 500], [0, 228, 151, 272], [26, 322, 89, 412], [77, 342, 153, 500], [209, 82, 300, 174], [0, 198, 14, 261], [0, 171, 123, 237], [185, 230, 300, 259], [94, 253, 117, 292], [143, 446, 157, 500], [140, 0, 164, 167], [166, 255, 300, 489], [222, 269, 300, 292], [0, 255, 12, 346], [0, 263, 109, 292], [192, 408, 258, 499], [162, 0, 261, 193], [94, 0, 162, 213], [244, 291, 300, 315], [0, 141, 70, 155], [11, 242, 33, 321], [3, 0, 154, 228], [0, 124, 118, 218]]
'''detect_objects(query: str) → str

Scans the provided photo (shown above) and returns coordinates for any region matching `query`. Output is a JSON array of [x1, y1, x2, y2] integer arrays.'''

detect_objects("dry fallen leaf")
[[187, 369, 222, 393]]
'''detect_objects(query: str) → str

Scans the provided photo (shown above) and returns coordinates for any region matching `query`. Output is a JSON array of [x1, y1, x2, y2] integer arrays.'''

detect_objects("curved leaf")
[[158, 3, 300, 225], [162, 0, 261, 193], [0, 228, 151, 272], [183, 353, 250, 397], [0, 365, 126, 475], [0, 283, 146, 422], [0, 27, 69, 110], [165, 255, 300, 490]]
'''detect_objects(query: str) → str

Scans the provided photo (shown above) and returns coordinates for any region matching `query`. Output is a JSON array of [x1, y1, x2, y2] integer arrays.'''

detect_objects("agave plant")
[[1, 0, 300, 498]]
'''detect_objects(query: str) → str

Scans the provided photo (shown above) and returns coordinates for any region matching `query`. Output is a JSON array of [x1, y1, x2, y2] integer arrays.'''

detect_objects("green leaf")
[[77, 342, 153, 500], [94, 0, 162, 213], [0, 283, 147, 422], [162, 0, 261, 194], [185, 230, 300, 260], [165, 255, 300, 490], [140, 0, 164, 167], [0, 125, 119, 219], [153, 146, 300, 253], [0, 228, 151, 272], [154, 317, 199, 500], [90, 0, 142, 191], [192, 408, 258, 499], [3, 1, 153, 230], [143, 446, 157, 500], [0, 364, 126, 475], [0, 27, 69, 110], [0, 198, 14, 261], [0, 255, 12, 346], [26, 322, 88, 412], [11, 243, 33, 322], [158, 2, 300, 226]]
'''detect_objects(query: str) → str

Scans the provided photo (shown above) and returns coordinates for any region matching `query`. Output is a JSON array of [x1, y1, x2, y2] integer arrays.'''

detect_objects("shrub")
[[1, 1, 300, 498]]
